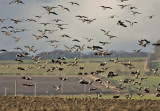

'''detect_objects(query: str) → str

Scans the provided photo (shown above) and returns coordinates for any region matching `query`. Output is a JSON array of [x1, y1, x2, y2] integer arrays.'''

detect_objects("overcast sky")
[[0, 0, 160, 54]]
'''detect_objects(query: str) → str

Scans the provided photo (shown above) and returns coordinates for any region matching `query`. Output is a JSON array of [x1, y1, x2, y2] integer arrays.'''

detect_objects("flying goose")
[[79, 79, 93, 85], [24, 45, 34, 51], [3, 64, 9, 68], [130, 6, 137, 10], [22, 76, 32, 80], [74, 45, 85, 51], [130, 11, 142, 15], [117, 20, 127, 27], [1, 31, 11, 36], [107, 15, 119, 19], [58, 5, 70, 12], [38, 29, 46, 36], [32, 49, 40, 53], [100, 6, 112, 10], [118, 4, 130, 9], [12, 36, 21, 42], [95, 50, 112, 56], [34, 12, 45, 19], [16, 53, 29, 58], [100, 62, 107, 66], [42, 6, 57, 12], [46, 40, 59, 43], [72, 39, 81, 42], [39, 23, 51, 27], [156, 93, 160, 97], [50, 44, 59, 48], [99, 41, 110, 46], [1, 26, 14, 29], [47, 67, 55, 72], [137, 93, 144, 97], [25, 19, 36, 22], [138, 39, 150, 47], [64, 45, 73, 52], [21, 29, 29, 32], [108, 35, 117, 39], [60, 34, 71, 38], [79, 66, 85, 70], [0, 18, 8, 22], [125, 20, 138, 26], [15, 59, 23, 63], [15, 0, 25, 4], [14, 47, 23, 51], [45, 29, 58, 34], [75, 15, 88, 19], [0, 49, 7, 52], [89, 88, 97, 91], [10, 19, 23, 24], [97, 93, 103, 98], [144, 87, 150, 93], [23, 84, 34, 87], [74, 55, 78, 60], [100, 29, 110, 35], [9, 0, 25, 4], [126, 94, 132, 99], [18, 67, 26, 71], [69, 2, 80, 6], [10, 29, 21, 33], [117, 0, 129, 2], [110, 58, 118, 63], [83, 37, 93, 42], [153, 85, 160, 92], [59, 77, 68, 81], [32, 34, 43, 40], [58, 27, 67, 30], [52, 19, 63, 23], [144, 15, 155, 19], [84, 18, 96, 24], [108, 72, 118, 78], [112, 95, 120, 99], [151, 69, 158, 74], [152, 43, 160, 46], [133, 49, 142, 53], [48, 11, 58, 15], [58, 57, 67, 60]]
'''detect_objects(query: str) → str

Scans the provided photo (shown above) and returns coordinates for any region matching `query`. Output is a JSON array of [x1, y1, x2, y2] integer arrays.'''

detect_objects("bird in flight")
[[69, 2, 80, 6], [100, 29, 110, 35], [144, 15, 155, 19], [100, 6, 112, 10], [125, 20, 138, 26], [58, 5, 70, 12]]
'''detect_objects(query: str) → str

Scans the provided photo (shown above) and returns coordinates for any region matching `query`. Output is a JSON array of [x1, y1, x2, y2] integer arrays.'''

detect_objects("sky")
[[0, 0, 160, 54]]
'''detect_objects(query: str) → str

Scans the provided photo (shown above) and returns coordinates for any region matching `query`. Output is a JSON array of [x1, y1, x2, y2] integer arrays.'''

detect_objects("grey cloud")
[[0, 0, 160, 54]]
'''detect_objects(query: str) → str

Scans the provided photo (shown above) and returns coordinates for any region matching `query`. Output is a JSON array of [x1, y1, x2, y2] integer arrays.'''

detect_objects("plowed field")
[[0, 96, 160, 111]]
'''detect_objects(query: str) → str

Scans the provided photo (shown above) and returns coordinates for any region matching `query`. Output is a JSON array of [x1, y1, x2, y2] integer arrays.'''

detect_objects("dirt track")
[[0, 96, 160, 111]]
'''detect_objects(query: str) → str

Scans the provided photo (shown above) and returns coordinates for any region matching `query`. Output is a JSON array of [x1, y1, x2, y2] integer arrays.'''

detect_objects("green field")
[[57, 94, 160, 100], [0, 57, 153, 76], [0, 57, 160, 100]]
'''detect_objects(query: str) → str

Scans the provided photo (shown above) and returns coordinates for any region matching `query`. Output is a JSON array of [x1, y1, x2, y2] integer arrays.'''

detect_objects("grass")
[[106, 76, 160, 94], [0, 57, 148, 75], [42, 93, 160, 100], [0, 57, 160, 100]]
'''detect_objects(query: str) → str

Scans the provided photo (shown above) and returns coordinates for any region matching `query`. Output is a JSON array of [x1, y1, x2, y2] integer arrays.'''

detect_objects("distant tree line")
[[0, 50, 149, 60]]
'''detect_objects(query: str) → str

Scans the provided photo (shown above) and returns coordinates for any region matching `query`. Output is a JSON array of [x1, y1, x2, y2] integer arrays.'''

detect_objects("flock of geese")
[[0, 0, 160, 98]]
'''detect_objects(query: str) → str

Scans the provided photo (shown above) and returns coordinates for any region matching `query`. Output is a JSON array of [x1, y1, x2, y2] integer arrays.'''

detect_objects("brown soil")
[[0, 96, 160, 111]]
